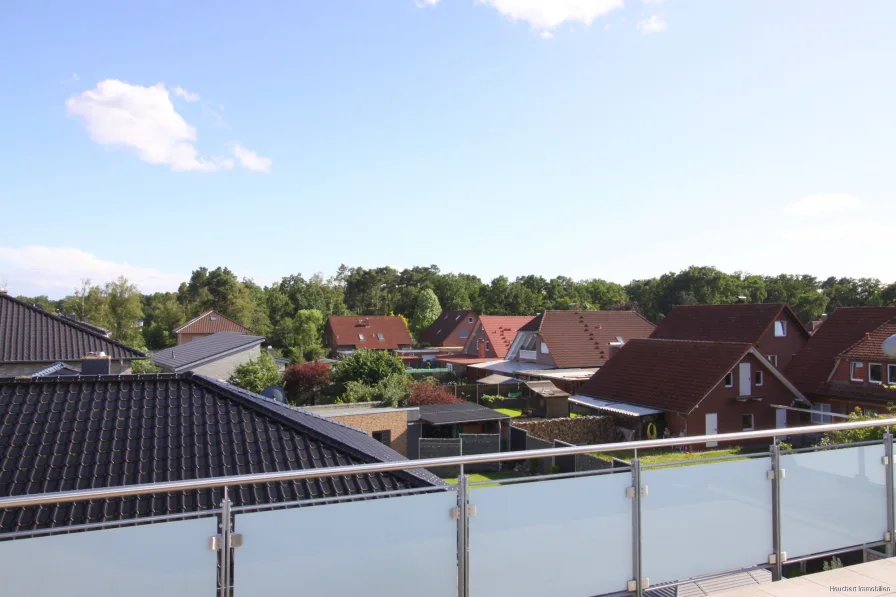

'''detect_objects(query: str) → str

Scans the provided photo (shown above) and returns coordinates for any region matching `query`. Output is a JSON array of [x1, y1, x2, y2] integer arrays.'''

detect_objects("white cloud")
[[786, 193, 861, 215], [0, 246, 184, 296], [173, 86, 200, 102], [637, 14, 666, 34], [231, 143, 272, 173], [66, 79, 225, 172], [72, 73, 79, 81], [415, 0, 438, 5], [477, 0, 623, 31], [540, 30, 554, 39]]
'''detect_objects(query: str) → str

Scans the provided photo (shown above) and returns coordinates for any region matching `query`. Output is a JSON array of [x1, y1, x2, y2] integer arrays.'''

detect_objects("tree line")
[[15, 265, 896, 356]]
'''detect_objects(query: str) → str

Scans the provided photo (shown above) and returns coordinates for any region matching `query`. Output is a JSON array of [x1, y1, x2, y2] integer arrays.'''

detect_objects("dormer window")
[[889, 364, 896, 385], [724, 371, 734, 387], [774, 321, 787, 337], [850, 362, 864, 382], [869, 363, 883, 384]]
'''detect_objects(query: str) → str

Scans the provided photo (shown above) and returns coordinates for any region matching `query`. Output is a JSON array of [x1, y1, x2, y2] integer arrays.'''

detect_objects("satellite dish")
[[261, 385, 287, 403], [883, 334, 896, 359]]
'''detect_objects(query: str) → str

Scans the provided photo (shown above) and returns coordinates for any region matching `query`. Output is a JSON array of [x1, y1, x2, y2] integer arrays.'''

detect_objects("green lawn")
[[495, 407, 522, 417], [591, 447, 748, 466], [442, 471, 524, 487]]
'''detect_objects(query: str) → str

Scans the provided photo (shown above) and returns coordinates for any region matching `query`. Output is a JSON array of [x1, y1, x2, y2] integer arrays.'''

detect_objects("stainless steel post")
[[457, 474, 470, 597], [885, 432, 895, 557], [770, 444, 783, 581], [221, 487, 232, 597], [632, 457, 643, 597]]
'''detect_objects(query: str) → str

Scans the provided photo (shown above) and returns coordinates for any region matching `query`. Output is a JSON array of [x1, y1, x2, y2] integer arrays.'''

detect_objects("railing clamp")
[[627, 578, 649, 592], [768, 552, 787, 565], [767, 469, 785, 480], [626, 486, 648, 498], [883, 456, 890, 466], [885, 532, 892, 542], [209, 533, 243, 551], [451, 505, 476, 520]]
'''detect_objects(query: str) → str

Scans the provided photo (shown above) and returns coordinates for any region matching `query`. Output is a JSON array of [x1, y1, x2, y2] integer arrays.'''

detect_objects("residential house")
[[0, 372, 441, 534], [575, 339, 809, 442], [152, 332, 266, 379], [302, 402, 421, 457], [463, 316, 535, 360], [0, 290, 146, 376], [324, 316, 414, 358], [651, 303, 810, 370], [418, 310, 478, 349], [784, 307, 896, 421], [173, 310, 251, 344], [506, 310, 656, 370]]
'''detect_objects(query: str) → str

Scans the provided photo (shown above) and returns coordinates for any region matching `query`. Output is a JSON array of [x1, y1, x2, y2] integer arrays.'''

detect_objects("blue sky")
[[1, 0, 894, 297]]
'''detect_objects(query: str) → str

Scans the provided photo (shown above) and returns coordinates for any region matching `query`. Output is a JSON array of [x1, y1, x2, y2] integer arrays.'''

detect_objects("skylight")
[[377, 333, 384, 340], [358, 333, 365, 341]]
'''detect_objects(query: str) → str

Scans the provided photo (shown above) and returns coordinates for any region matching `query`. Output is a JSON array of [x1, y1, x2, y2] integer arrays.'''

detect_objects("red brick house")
[[173, 310, 251, 345], [651, 303, 810, 370], [784, 307, 896, 420], [463, 316, 534, 360], [576, 338, 809, 443], [505, 310, 656, 369], [418, 310, 478, 348], [324, 316, 414, 358]]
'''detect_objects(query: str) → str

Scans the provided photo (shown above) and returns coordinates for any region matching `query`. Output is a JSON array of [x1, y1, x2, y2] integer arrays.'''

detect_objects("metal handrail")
[[0, 417, 891, 511]]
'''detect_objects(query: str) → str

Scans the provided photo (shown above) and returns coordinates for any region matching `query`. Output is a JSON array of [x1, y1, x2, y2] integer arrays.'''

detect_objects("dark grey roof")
[[417, 402, 511, 426], [0, 293, 146, 363], [30, 362, 82, 377], [0, 372, 442, 534], [152, 332, 265, 371]]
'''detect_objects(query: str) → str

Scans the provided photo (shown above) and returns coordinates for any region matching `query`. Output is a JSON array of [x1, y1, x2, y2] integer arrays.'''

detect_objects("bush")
[[819, 406, 894, 446], [341, 374, 410, 407], [331, 350, 408, 391], [480, 394, 503, 406], [131, 359, 162, 374], [408, 379, 464, 406], [227, 352, 282, 394], [284, 361, 332, 406]]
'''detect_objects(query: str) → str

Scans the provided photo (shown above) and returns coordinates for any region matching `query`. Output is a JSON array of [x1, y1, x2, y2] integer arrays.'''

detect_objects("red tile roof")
[[838, 318, 896, 360], [477, 316, 535, 358], [418, 310, 476, 346], [651, 304, 809, 344], [783, 307, 896, 394], [326, 316, 413, 350], [173, 310, 250, 335], [525, 310, 656, 368], [578, 339, 754, 414]]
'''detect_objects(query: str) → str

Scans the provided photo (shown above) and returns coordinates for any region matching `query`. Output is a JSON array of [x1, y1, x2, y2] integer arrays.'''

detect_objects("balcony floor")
[[712, 560, 896, 597]]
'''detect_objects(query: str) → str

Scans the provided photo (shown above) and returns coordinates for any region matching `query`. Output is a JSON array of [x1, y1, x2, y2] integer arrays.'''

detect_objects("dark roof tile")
[[152, 332, 264, 371], [419, 310, 476, 346]]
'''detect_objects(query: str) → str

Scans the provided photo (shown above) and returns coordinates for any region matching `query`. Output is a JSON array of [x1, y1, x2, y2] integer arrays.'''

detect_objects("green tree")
[[275, 309, 326, 361], [882, 282, 896, 306], [764, 274, 829, 323], [227, 352, 282, 394], [131, 359, 162, 374], [410, 288, 442, 337], [104, 277, 145, 348], [331, 350, 408, 392], [341, 374, 410, 407]]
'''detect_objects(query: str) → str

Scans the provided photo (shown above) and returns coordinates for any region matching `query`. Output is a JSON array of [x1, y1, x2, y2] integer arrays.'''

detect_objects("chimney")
[[0, 287, 6, 294], [81, 352, 111, 375]]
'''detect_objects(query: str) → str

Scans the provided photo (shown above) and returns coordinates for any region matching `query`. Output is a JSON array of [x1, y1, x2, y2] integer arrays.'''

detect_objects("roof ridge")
[[0, 293, 146, 358], [173, 310, 248, 334]]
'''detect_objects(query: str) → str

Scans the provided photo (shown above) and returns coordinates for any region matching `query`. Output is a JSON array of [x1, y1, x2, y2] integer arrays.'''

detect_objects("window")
[[811, 403, 832, 424], [455, 314, 461, 320], [540, 342, 550, 354], [377, 333, 384, 341], [869, 363, 883, 384], [755, 370, 764, 386], [358, 333, 365, 341], [774, 321, 787, 337], [459, 330, 469, 339], [742, 414, 755, 431], [724, 371, 734, 387], [372, 430, 391, 447], [767, 355, 778, 368], [485, 342, 490, 351], [850, 362, 864, 381], [615, 336, 624, 344], [864, 408, 879, 417], [890, 364, 896, 385], [210, 315, 217, 321], [468, 317, 474, 323]]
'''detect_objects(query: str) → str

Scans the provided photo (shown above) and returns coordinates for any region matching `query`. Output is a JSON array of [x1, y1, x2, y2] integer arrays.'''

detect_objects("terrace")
[[0, 418, 894, 597]]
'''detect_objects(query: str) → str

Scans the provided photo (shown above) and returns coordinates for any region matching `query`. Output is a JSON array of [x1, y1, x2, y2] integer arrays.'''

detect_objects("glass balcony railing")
[[0, 418, 894, 597]]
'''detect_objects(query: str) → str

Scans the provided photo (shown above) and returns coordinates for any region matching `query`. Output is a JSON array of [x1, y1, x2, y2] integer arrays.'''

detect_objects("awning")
[[477, 374, 518, 385], [569, 395, 662, 417], [524, 380, 570, 399], [468, 360, 553, 374]]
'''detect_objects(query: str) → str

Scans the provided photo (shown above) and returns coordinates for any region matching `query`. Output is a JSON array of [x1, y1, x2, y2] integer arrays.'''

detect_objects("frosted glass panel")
[[235, 490, 458, 597], [642, 457, 772, 585], [0, 517, 218, 597], [469, 472, 632, 597], [782, 445, 886, 558]]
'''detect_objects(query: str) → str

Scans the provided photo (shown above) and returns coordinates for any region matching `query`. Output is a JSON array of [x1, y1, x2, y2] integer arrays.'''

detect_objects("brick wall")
[[332, 411, 410, 456], [513, 416, 614, 445]]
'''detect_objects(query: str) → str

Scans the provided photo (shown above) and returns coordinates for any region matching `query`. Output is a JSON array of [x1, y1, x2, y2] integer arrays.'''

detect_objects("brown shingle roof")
[[418, 310, 475, 346], [578, 339, 754, 414], [327, 316, 413, 350], [478, 316, 535, 358], [0, 293, 146, 363], [651, 304, 809, 344], [528, 310, 656, 368], [783, 307, 896, 394], [173, 310, 250, 335], [838, 317, 896, 360]]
